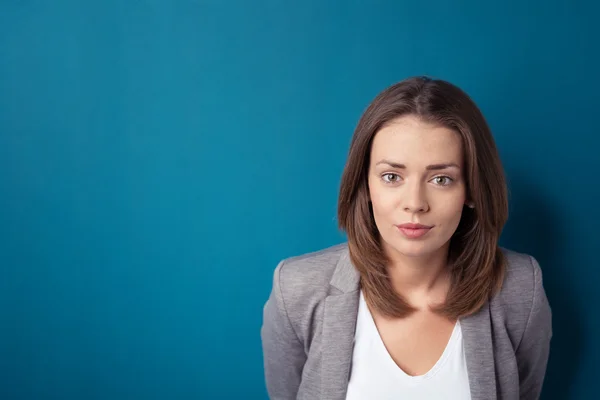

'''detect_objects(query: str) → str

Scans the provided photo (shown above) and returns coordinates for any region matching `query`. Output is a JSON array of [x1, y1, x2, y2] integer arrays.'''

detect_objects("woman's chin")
[[385, 238, 447, 259]]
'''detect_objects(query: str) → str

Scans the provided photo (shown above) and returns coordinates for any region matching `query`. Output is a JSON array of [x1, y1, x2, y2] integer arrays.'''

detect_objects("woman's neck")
[[384, 244, 451, 307]]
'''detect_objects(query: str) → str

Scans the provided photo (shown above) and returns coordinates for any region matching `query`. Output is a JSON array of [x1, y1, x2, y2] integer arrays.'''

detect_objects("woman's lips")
[[395, 223, 433, 239]]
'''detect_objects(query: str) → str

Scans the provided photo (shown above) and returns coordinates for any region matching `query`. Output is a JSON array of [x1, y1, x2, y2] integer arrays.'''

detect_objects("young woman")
[[261, 76, 552, 400]]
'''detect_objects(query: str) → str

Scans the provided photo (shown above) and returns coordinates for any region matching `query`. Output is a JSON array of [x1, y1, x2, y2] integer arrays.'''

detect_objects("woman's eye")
[[431, 176, 453, 186], [382, 173, 401, 183]]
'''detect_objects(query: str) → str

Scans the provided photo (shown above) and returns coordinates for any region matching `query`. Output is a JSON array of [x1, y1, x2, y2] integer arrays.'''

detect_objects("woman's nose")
[[402, 182, 429, 213]]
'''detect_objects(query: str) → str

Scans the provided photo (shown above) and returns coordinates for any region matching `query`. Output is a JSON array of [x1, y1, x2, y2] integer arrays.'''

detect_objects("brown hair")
[[337, 76, 508, 319]]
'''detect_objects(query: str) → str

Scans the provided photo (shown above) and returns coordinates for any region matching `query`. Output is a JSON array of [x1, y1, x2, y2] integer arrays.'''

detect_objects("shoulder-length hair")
[[337, 76, 508, 319]]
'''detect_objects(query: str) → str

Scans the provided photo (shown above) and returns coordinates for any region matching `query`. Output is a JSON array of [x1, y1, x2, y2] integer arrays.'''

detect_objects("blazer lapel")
[[321, 291, 360, 400], [460, 301, 497, 400], [320, 248, 360, 400]]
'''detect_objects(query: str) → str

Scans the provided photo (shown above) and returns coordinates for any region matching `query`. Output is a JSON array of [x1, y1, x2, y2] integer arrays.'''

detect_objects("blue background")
[[1, 1, 598, 398]]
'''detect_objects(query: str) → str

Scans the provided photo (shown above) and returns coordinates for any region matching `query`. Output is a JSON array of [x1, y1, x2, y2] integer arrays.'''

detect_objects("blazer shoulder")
[[276, 242, 347, 297], [492, 247, 551, 344], [269, 242, 348, 345], [497, 247, 543, 304]]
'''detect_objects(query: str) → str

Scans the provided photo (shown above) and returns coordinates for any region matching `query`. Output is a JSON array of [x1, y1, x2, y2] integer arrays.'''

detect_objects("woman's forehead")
[[370, 117, 463, 166]]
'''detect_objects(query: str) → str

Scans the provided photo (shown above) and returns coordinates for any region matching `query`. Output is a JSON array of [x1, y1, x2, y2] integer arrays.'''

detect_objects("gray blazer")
[[261, 243, 552, 400]]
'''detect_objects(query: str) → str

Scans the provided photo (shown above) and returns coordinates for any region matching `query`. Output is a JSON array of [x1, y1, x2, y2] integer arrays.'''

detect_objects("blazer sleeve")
[[261, 260, 307, 399], [516, 256, 553, 400]]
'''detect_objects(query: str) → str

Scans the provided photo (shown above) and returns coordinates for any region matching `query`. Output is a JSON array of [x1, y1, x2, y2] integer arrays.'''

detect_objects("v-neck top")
[[345, 290, 472, 399]]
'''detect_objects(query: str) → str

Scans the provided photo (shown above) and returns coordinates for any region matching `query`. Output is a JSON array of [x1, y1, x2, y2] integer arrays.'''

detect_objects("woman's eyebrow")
[[375, 160, 460, 170], [426, 163, 460, 170], [375, 160, 405, 169]]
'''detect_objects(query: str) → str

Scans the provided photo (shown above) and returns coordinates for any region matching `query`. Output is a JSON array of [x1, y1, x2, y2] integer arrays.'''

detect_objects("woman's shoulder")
[[493, 247, 551, 330], [491, 248, 552, 363], [497, 247, 545, 299], [266, 243, 351, 343], [273, 242, 349, 295]]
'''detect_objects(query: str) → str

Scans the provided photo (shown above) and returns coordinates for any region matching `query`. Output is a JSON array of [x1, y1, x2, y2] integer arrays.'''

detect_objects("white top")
[[345, 291, 472, 400]]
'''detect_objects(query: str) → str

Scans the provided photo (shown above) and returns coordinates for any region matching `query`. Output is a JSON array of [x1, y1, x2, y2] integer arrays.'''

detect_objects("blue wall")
[[1, 1, 598, 399]]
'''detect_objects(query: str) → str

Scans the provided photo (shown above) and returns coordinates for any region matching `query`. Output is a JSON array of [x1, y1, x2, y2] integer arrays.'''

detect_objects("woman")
[[260, 76, 552, 400]]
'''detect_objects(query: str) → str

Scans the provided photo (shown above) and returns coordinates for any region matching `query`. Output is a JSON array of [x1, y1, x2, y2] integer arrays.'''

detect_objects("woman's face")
[[367, 115, 468, 260]]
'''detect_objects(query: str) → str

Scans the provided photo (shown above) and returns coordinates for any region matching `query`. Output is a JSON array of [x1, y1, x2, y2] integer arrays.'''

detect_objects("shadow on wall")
[[500, 172, 583, 400]]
